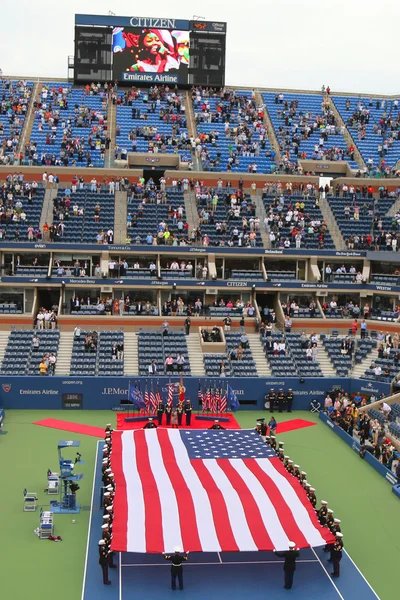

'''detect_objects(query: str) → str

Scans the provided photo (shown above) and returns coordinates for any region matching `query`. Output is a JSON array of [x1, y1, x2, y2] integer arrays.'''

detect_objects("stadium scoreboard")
[[73, 14, 227, 87]]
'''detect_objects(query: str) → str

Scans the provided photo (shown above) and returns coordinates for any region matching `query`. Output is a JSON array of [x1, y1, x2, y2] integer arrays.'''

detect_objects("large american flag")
[[110, 429, 334, 553]]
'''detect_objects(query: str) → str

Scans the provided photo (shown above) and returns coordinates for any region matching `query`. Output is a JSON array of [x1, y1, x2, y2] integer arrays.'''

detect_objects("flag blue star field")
[[111, 429, 334, 554]]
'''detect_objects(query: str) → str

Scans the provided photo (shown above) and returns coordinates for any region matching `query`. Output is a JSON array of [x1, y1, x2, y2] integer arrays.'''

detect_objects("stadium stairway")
[[184, 189, 200, 232], [254, 91, 281, 164], [328, 98, 366, 170], [317, 338, 338, 377], [254, 193, 270, 248], [183, 90, 201, 170], [123, 332, 139, 376], [247, 333, 272, 376], [352, 345, 379, 379], [0, 331, 10, 365], [55, 331, 74, 375], [114, 191, 128, 244], [17, 80, 42, 156], [386, 195, 400, 217], [186, 333, 206, 376], [39, 187, 57, 231], [105, 98, 116, 169], [318, 195, 346, 250]]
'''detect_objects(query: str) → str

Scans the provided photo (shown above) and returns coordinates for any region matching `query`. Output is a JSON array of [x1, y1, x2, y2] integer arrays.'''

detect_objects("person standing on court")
[[268, 388, 276, 412], [277, 389, 285, 412], [98, 539, 111, 585], [184, 399, 192, 426], [331, 532, 344, 577], [165, 403, 172, 426], [157, 399, 164, 426], [275, 542, 300, 589], [286, 388, 294, 412], [163, 546, 189, 590]]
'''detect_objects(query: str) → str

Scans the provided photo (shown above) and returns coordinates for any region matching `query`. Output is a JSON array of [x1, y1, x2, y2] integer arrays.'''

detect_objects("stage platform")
[[116, 412, 240, 430]]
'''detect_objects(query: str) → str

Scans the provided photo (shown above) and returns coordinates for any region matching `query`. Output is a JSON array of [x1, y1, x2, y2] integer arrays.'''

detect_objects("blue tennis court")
[[81, 441, 380, 600]]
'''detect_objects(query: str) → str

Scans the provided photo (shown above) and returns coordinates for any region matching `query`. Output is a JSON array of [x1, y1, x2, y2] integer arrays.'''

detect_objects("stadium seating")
[[371, 274, 400, 286], [0, 80, 33, 163], [285, 333, 323, 377], [54, 189, 115, 243], [0, 330, 59, 375], [70, 331, 98, 376], [333, 95, 400, 169], [322, 336, 353, 376], [138, 331, 190, 376], [28, 83, 107, 167], [229, 270, 264, 281], [0, 303, 22, 314], [193, 89, 274, 173], [97, 331, 124, 376], [263, 92, 358, 169], [3, 188, 45, 241], [368, 407, 386, 425], [268, 271, 297, 282], [203, 354, 232, 377], [224, 332, 258, 377], [116, 88, 191, 162]]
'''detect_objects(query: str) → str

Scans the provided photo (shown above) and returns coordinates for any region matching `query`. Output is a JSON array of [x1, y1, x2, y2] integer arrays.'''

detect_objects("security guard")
[[275, 541, 300, 589], [268, 388, 276, 413], [277, 389, 285, 413], [99, 539, 111, 585], [177, 403, 184, 426], [163, 546, 189, 590], [318, 500, 328, 524], [331, 532, 344, 577], [157, 400, 164, 426], [165, 403, 172, 426], [184, 399, 193, 426], [286, 388, 294, 412], [143, 418, 158, 429]]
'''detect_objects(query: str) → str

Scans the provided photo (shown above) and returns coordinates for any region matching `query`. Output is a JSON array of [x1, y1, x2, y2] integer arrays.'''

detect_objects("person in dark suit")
[[157, 401, 164, 426], [275, 542, 300, 589], [163, 547, 189, 590], [184, 399, 192, 426], [165, 404, 172, 426], [98, 540, 111, 585]]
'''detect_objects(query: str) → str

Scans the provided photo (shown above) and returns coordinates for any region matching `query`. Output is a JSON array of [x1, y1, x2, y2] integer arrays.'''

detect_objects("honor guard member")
[[268, 388, 276, 413], [278, 441, 284, 451], [302, 479, 308, 490], [277, 389, 285, 412], [165, 403, 172, 426], [99, 540, 111, 585], [270, 434, 277, 450], [318, 500, 328, 524], [286, 389, 294, 412], [300, 471, 307, 485], [184, 399, 193, 426], [331, 532, 343, 577], [327, 519, 341, 559], [177, 403, 184, 426], [283, 455, 290, 468], [265, 435, 271, 446], [157, 400, 164, 426], [275, 541, 300, 589], [105, 423, 113, 434], [277, 448, 285, 462], [209, 420, 225, 430], [287, 460, 294, 475], [309, 487, 317, 508], [293, 465, 301, 480], [163, 546, 189, 590], [143, 418, 158, 429], [326, 509, 334, 529]]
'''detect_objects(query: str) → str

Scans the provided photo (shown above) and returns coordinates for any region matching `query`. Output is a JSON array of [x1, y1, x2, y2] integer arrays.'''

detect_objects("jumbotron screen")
[[112, 27, 190, 83]]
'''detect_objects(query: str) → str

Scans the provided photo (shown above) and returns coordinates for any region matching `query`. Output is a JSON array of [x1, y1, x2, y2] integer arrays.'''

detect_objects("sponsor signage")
[[62, 393, 83, 409], [75, 14, 190, 30]]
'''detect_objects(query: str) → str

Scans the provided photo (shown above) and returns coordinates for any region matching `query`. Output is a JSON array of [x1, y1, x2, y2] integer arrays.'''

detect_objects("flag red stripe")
[[156, 430, 202, 551], [134, 430, 164, 552], [270, 458, 335, 544], [110, 432, 128, 552], [190, 459, 239, 552], [216, 459, 273, 549], [243, 458, 309, 548]]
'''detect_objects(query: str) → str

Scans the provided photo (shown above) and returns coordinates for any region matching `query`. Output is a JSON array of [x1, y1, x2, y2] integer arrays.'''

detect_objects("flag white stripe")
[[145, 430, 183, 553], [230, 459, 290, 550], [203, 459, 258, 552], [255, 458, 326, 547], [167, 430, 222, 552], [122, 431, 146, 552]]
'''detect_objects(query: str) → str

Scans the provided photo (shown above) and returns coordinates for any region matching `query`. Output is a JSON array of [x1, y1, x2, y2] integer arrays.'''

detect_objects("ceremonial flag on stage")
[[128, 382, 146, 410], [214, 384, 221, 413], [144, 383, 150, 412], [197, 380, 203, 408], [219, 386, 227, 413], [167, 380, 174, 408], [150, 380, 157, 414], [110, 429, 335, 554], [156, 381, 162, 406], [203, 382, 211, 412], [227, 384, 240, 412], [210, 382, 217, 413]]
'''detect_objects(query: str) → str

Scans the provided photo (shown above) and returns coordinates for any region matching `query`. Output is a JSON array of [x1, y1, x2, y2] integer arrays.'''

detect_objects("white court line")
[[119, 552, 122, 600], [80, 440, 100, 600], [217, 552, 223, 564], [343, 550, 380, 600], [121, 559, 319, 567], [311, 548, 345, 600]]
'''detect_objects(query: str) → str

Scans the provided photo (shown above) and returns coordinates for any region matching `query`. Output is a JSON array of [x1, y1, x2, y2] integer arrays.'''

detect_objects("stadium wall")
[[0, 376, 390, 410]]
